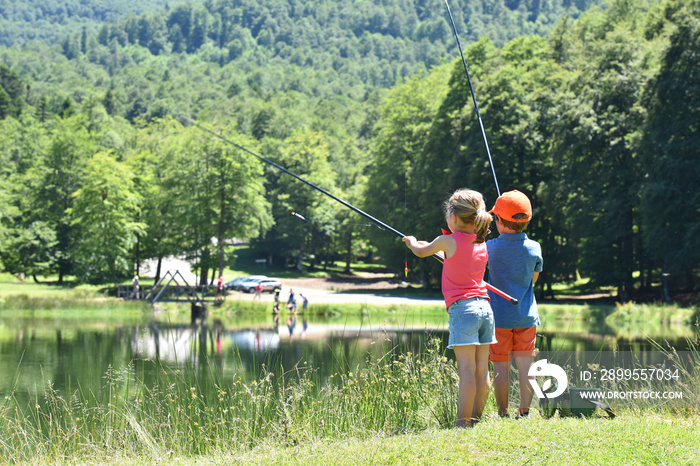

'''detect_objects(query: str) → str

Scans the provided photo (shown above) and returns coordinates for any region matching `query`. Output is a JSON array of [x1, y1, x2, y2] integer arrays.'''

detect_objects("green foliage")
[[639, 0, 700, 281], [0, 64, 25, 118], [365, 0, 699, 297], [364, 65, 451, 276], [1, 0, 698, 296], [0, 0, 192, 46], [253, 130, 340, 270], [68, 151, 145, 283]]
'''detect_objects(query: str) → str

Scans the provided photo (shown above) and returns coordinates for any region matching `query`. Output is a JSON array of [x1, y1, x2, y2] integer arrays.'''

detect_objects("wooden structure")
[[118, 270, 225, 319]]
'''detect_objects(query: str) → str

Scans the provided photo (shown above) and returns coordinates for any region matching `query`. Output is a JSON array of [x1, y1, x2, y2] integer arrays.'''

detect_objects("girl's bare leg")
[[453, 345, 477, 428], [472, 344, 491, 423]]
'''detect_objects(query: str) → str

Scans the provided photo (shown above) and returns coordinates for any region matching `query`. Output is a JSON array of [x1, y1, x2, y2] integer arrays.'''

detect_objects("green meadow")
[[1, 276, 699, 464]]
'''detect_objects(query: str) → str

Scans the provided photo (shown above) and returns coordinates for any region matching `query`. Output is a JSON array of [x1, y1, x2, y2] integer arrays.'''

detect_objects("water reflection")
[[0, 308, 695, 407]]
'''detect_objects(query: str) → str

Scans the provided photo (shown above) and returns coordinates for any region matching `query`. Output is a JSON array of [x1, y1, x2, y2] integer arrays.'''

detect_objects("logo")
[[528, 359, 568, 399]]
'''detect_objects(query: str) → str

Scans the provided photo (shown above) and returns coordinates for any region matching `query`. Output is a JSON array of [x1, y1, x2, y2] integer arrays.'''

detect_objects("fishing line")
[[442, 0, 501, 197], [182, 117, 518, 304]]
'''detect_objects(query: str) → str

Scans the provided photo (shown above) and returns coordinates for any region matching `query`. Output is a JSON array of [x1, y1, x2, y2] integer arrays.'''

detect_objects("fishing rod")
[[180, 116, 405, 237], [181, 117, 517, 305], [442, 0, 501, 197], [291, 211, 385, 230]]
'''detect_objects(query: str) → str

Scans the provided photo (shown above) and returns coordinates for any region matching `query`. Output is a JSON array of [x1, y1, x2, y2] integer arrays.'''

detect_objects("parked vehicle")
[[225, 277, 247, 289], [240, 277, 282, 293], [230, 275, 267, 291]]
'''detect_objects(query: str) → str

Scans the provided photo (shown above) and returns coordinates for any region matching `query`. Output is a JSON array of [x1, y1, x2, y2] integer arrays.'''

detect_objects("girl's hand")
[[402, 236, 417, 248]]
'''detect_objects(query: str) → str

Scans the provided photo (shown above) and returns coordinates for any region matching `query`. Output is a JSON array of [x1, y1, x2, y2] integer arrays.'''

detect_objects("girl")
[[403, 188, 495, 428]]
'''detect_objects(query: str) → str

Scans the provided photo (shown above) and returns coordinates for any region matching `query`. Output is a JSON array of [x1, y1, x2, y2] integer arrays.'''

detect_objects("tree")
[[364, 65, 450, 281], [139, 120, 273, 284], [549, 1, 653, 299], [33, 117, 96, 282], [68, 151, 145, 283], [0, 64, 25, 118], [639, 0, 700, 296], [0, 115, 52, 279], [255, 130, 338, 270]]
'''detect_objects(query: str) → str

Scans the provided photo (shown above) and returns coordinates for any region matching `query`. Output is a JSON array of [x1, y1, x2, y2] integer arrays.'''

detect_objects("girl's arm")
[[403, 235, 456, 259]]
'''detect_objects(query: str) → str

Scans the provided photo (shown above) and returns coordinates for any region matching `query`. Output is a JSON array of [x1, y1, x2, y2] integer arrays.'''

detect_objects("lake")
[[0, 305, 695, 407]]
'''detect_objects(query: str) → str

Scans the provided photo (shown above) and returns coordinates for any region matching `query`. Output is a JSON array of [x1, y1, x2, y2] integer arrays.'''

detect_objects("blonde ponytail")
[[473, 209, 492, 243], [444, 189, 492, 244]]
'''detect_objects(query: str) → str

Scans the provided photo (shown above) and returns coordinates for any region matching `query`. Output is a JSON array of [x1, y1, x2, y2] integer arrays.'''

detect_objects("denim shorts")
[[447, 297, 496, 348]]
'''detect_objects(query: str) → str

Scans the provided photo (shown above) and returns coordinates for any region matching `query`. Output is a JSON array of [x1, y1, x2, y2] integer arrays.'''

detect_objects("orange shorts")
[[489, 327, 537, 362]]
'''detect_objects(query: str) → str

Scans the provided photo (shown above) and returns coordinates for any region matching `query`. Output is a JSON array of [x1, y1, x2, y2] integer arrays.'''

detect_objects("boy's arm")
[[533, 271, 539, 284]]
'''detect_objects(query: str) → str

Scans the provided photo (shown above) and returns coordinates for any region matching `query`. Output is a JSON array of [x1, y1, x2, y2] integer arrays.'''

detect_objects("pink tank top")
[[442, 232, 489, 310]]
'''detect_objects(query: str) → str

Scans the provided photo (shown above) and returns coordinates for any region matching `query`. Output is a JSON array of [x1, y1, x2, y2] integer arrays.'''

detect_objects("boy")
[[487, 190, 543, 419]]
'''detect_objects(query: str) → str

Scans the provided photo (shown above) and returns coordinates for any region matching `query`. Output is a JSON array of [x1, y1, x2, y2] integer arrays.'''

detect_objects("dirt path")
[[228, 273, 444, 307]]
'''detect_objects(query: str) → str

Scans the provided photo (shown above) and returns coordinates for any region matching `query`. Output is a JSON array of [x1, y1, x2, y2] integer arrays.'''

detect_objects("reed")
[[0, 337, 697, 463], [0, 337, 460, 462]]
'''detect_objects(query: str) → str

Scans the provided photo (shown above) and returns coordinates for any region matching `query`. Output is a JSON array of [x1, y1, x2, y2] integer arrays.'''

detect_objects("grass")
[[225, 247, 391, 280], [606, 301, 698, 325], [233, 414, 700, 465], [210, 299, 445, 317], [0, 273, 149, 311], [0, 336, 698, 465], [1, 272, 699, 464]]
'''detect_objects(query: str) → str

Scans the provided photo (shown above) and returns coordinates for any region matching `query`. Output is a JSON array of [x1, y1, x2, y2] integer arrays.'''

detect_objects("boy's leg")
[[492, 361, 510, 417], [490, 328, 514, 417], [471, 344, 491, 422], [513, 327, 537, 415], [515, 356, 535, 415], [453, 344, 477, 428]]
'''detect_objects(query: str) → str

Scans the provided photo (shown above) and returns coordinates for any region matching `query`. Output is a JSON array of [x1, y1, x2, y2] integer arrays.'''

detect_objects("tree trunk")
[[155, 256, 162, 284], [420, 269, 429, 290], [662, 258, 671, 304], [200, 248, 210, 286], [344, 231, 352, 274], [217, 182, 226, 279], [135, 230, 140, 276], [684, 267, 695, 292], [296, 241, 305, 272]]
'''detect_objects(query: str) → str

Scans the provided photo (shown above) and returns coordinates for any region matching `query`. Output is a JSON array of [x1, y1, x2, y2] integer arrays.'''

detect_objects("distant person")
[[274, 288, 281, 303], [487, 190, 543, 420], [216, 276, 224, 299], [254, 281, 263, 300], [273, 303, 280, 314], [131, 275, 140, 300], [300, 293, 309, 312], [403, 188, 494, 428], [287, 289, 295, 307]]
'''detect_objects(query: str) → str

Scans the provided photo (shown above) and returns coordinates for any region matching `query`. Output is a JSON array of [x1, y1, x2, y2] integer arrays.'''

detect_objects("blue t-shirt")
[[486, 233, 543, 329]]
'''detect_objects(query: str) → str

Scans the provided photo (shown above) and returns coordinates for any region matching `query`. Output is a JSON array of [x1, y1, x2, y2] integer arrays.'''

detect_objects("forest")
[[0, 0, 698, 301]]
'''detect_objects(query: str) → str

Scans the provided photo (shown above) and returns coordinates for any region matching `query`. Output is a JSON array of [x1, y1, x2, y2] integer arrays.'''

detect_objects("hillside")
[[0, 0, 605, 134], [0, 0, 202, 46]]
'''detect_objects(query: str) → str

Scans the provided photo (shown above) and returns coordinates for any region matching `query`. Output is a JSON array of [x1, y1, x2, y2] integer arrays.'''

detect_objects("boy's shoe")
[[515, 412, 530, 420], [498, 413, 510, 419]]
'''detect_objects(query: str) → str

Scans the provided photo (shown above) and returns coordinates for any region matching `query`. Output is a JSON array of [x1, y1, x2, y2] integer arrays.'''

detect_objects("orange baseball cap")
[[489, 190, 532, 223]]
